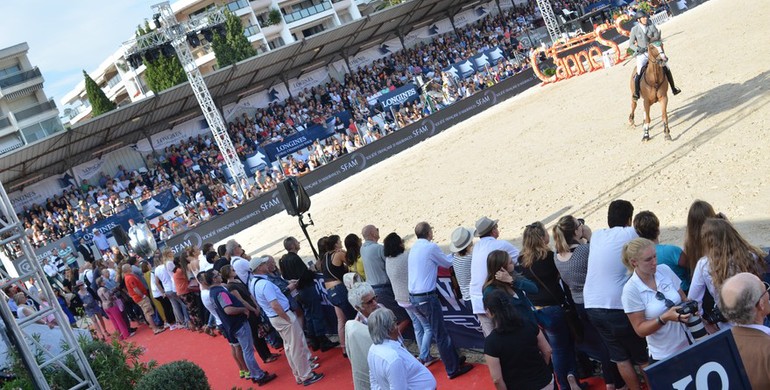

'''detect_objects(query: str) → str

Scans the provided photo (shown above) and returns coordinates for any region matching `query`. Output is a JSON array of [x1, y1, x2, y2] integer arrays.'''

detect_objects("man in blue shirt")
[[205, 269, 276, 386], [249, 257, 324, 386]]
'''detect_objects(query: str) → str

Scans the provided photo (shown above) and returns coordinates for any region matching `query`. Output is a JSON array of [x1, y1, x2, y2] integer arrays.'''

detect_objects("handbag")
[[529, 271, 584, 343]]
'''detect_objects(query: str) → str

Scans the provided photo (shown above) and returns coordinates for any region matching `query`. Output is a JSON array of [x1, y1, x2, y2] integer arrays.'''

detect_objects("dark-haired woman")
[[482, 250, 539, 325], [484, 288, 554, 390], [321, 234, 357, 353], [519, 222, 581, 390], [344, 233, 366, 281]]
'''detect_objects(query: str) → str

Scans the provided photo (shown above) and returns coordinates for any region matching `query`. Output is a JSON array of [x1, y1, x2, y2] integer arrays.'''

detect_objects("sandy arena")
[[231, 0, 770, 260]]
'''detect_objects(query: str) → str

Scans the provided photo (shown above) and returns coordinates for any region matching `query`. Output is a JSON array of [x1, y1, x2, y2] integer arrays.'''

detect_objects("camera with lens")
[[701, 306, 728, 324], [676, 300, 699, 315]]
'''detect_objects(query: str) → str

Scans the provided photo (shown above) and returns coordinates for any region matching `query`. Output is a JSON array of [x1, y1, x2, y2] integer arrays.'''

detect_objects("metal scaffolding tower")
[[123, 2, 247, 195], [536, 0, 562, 44], [0, 181, 100, 389]]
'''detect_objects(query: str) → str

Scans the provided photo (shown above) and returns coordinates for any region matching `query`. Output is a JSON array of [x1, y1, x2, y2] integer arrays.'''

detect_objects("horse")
[[628, 43, 672, 141]]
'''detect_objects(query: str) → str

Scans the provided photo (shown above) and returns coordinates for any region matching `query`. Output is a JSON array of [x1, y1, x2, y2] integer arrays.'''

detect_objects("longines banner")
[[164, 68, 541, 253]]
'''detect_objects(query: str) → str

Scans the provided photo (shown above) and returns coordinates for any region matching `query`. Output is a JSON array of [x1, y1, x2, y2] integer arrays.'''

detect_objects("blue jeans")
[[234, 322, 265, 380], [405, 304, 433, 361], [536, 305, 578, 389], [299, 285, 326, 337], [409, 292, 459, 375]]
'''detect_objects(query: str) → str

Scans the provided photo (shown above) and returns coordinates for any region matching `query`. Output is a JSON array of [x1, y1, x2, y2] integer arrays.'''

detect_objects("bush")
[[135, 360, 211, 390], [267, 8, 282, 26]]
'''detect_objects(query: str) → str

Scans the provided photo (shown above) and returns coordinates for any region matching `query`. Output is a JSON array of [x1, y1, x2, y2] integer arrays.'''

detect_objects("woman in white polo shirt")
[[621, 238, 691, 363]]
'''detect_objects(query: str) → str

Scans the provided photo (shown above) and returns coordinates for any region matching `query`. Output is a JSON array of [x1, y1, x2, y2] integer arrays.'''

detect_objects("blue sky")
[[0, 1, 159, 103]]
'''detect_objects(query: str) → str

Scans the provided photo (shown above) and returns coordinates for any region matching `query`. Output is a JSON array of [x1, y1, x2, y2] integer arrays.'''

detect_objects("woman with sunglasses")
[[621, 238, 690, 364]]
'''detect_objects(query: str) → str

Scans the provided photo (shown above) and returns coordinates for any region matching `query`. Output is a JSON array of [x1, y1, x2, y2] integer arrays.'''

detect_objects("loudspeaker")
[[277, 177, 311, 216], [111, 226, 131, 247]]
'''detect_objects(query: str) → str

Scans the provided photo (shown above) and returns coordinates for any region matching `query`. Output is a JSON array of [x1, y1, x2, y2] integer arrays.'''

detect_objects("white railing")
[[651, 10, 670, 25]]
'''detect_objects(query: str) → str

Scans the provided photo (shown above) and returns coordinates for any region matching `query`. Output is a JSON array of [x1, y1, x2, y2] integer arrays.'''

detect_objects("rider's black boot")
[[633, 73, 642, 100], [664, 67, 681, 95]]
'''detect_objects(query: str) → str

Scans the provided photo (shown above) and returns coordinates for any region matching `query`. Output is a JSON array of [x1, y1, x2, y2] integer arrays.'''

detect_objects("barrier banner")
[[164, 191, 283, 254], [33, 236, 77, 263], [471, 52, 491, 70], [485, 46, 506, 65], [456, 59, 477, 79], [244, 148, 270, 176], [165, 69, 541, 252], [71, 205, 144, 247], [377, 83, 420, 111], [140, 190, 179, 219], [262, 123, 336, 161]]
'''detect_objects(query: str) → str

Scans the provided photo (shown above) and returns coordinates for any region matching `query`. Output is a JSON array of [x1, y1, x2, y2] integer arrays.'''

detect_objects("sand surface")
[[232, 0, 770, 260]]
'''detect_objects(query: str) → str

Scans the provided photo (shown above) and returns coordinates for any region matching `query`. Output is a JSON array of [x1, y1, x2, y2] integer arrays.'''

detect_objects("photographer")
[[621, 238, 692, 364]]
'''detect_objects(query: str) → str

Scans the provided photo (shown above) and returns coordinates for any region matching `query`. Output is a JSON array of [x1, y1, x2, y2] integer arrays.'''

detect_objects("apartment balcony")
[[244, 24, 262, 37], [226, 0, 251, 14], [0, 67, 44, 99], [14, 99, 57, 123], [0, 116, 11, 131], [284, 1, 333, 24], [0, 137, 24, 155]]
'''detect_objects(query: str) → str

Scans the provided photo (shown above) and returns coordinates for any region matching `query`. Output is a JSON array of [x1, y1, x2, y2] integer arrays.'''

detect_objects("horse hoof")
[[642, 135, 651, 142], [664, 133, 672, 141]]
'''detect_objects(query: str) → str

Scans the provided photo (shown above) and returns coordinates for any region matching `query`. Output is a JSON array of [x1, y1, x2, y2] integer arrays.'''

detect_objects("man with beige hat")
[[469, 216, 520, 336]]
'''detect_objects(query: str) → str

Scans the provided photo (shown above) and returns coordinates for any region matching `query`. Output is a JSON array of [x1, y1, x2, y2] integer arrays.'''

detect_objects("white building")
[[0, 43, 64, 155], [61, 0, 365, 126]]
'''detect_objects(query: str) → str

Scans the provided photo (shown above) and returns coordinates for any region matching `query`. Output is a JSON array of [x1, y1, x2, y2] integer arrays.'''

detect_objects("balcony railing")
[[0, 67, 43, 89], [106, 73, 122, 89], [0, 139, 24, 155], [244, 24, 261, 37], [0, 116, 11, 130], [284, 2, 332, 24], [14, 99, 57, 122], [226, 0, 250, 12]]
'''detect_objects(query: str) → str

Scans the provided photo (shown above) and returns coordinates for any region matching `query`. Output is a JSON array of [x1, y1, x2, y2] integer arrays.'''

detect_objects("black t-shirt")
[[213, 257, 230, 272], [484, 321, 552, 390], [279, 252, 314, 289], [520, 250, 566, 307]]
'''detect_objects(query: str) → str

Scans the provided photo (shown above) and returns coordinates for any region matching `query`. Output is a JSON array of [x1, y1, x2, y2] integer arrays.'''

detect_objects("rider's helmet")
[[635, 10, 649, 19]]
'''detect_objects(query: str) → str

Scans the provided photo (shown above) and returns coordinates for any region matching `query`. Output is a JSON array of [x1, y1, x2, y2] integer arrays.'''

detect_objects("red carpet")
[[112, 323, 606, 389]]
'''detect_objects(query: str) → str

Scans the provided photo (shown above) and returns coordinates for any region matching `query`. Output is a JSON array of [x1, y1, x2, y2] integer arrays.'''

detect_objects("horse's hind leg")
[[661, 96, 672, 141], [629, 98, 637, 126]]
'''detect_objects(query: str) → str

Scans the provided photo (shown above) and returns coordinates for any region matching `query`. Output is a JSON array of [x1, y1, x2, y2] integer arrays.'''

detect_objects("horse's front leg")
[[660, 96, 671, 141], [642, 101, 652, 142]]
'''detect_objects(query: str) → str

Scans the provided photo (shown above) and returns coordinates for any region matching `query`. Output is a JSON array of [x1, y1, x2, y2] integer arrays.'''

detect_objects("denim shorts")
[[326, 283, 349, 307], [586, 308, 648, 365]]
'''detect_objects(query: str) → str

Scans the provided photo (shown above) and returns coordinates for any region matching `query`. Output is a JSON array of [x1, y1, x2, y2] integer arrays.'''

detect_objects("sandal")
[[264, 354, 280, 363]]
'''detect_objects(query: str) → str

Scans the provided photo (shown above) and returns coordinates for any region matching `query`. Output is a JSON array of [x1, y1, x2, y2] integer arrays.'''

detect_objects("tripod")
[[297, 213, 320, 261]]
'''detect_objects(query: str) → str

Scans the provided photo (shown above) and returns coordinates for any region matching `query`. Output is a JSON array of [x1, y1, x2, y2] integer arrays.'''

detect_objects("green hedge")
[[135, 360, 211, 390]]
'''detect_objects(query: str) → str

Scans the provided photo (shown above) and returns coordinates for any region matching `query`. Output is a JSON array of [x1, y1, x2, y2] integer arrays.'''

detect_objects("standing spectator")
[[154, 249, 189, 329], [519, 222, 581, 390], [683, 200, 720, 278], [719, 273, 770, 389], [687, 218, 766, 332], [408, 222, 473, 379], [470, 216, 520, 336], [42, 257, 62, 288], [367, 308, 436, 390], [122, 264, 165, 335], [345, 233, 366, 280], [279, 237, 338, 352], [96, 276, 130, 340], [76, 280, 108, 340], [360, 225, 408, 333], [449, 226, 474, 303], [92, 230, 111, 256], [583, 200, 646, 390], [621, 238, 691, 364], [59, 241, 80, 283], [553, 216, 624, 389], [172, 254, 204, 332], [249, 257, 324, 386], [633, 211, 690, 292], [321, 235, 357, 353], [226, 239, 252, 284], [383, 232, 437, 366], [205, 269, 277, 385], [483, 289, 554, 390]]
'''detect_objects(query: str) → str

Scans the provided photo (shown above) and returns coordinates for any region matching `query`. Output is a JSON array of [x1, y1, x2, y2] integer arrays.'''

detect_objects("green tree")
[[136, 21, 187, 93], [211, 10, 257, 68], [83, 70, 116, 116]]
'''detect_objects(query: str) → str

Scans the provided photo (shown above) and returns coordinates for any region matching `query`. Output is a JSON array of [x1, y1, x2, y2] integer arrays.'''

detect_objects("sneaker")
[[420, 356, 440, 367], [239, 370, 248, 379], [264, 353, 280, 363], [448, 364, 474, 379], [302, 372, 324, 386], [153, 328, 166, 335], [253, 372, 277, 386], [309, 356, 319, 363], [128, 331, 136, 337], [310, 361, 320, 370]]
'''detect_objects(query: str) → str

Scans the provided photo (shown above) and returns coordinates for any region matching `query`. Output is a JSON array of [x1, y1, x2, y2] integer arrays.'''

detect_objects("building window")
[[267, 37, 285, 50], [20, 117, 64, 143], [0, 64, 21, 78]]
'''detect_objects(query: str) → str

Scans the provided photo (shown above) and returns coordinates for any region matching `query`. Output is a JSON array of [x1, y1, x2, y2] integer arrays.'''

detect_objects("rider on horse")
[[630, 10, 681, 100]]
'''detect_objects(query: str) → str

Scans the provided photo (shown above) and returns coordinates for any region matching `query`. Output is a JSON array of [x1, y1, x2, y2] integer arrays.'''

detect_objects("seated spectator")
[[483, 289, 553, 390], [345, 282, 377, 389], [719, 273, 770, 389], [367, 308, 436, 390]]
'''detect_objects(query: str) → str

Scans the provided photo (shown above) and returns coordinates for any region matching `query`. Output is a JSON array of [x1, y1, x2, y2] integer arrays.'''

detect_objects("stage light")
[[160, 43, 175, 57], [153, 13, 162, 29], [187, 33, 201, 48], [144, 48, 161, 63], [214, 24, 226, 38], [127, 53, 143, 69], [202, 28, 214, 43]]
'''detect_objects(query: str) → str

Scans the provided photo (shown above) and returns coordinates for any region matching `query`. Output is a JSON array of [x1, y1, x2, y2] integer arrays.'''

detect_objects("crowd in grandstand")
[[9, 198, 770, 388], [19, 4, 545, 249]]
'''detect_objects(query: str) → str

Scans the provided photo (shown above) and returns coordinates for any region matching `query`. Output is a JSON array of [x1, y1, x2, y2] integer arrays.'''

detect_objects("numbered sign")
[[644, 328, 751, 389]]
